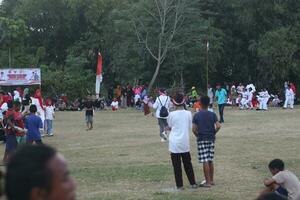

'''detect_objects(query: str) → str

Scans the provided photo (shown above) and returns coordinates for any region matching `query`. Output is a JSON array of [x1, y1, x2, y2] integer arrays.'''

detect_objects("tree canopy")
[[0, 0, 299, 99]]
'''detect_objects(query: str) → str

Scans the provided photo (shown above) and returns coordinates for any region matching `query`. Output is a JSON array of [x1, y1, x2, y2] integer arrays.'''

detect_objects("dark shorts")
[[5, 134, 17, 153], [197, 140, 215, 163], [275, 186, 288, 197], [86, 115, 93, 123]]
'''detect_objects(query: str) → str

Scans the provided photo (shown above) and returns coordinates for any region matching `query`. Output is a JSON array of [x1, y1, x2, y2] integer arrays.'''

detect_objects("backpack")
[[158, 97, 169, 118]]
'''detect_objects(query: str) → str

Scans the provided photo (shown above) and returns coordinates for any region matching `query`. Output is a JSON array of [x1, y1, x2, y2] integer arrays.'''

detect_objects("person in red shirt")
[[13, 101, 26, 145], [290, 83, 296, 96], [3, 101, 17, 163]]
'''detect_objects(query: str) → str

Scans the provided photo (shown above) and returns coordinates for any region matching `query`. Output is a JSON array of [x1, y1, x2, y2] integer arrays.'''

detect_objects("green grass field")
[[1, 107, 299, 200]]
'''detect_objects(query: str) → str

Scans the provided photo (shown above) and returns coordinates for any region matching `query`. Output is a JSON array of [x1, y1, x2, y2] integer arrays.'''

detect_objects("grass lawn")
[[1, 106, 299, 200]]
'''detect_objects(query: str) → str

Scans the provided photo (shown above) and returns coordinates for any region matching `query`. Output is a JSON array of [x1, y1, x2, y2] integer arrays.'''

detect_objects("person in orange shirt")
[[193, 97, 202, 112]]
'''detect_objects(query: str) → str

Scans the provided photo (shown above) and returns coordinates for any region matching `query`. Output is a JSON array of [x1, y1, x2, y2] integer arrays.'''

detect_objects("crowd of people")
[[0, 81, 298, 200], [0, 88, 55, 163]]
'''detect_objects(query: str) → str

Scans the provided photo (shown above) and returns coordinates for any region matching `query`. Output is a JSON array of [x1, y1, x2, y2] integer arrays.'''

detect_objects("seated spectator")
[[5, 144, 76, 200], [255, 159, 300, 200], [258, 193, 287, 200]]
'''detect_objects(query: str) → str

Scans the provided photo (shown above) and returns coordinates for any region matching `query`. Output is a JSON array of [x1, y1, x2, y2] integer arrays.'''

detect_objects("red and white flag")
[[95, 52, 103, 98]]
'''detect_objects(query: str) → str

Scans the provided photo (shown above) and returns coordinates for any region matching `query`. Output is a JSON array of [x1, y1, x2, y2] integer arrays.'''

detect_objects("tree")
[[133, 0, 186, 91], [0, 17, 28, 67]]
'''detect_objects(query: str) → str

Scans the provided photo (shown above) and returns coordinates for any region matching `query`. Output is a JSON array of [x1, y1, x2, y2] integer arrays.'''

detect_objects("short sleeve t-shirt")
[[167, 110, 192, 153], [25, 114, 43, 141], [215, 89, 227, 104], [273, 170, 300, 200], [85, 101, 94, 116], [193, 110, 218, 141], [45, 106, 55, 120], [14, 111, 25, 137]]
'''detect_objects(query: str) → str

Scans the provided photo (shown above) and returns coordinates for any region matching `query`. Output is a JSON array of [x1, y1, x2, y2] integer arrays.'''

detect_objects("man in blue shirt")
[[215, 84, 227, 123], [25, 105, 43, 144]]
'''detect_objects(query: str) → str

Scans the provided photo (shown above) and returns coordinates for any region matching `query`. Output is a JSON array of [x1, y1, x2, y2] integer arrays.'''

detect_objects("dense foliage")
[[0, 0, 299, 99]]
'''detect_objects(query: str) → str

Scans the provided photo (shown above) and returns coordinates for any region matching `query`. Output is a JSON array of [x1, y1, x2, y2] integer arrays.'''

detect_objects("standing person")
[[22, 88, 31, 114], [31, 89, 45, 134], [25, 105, 43, 144], [84, 96, 94, 130], [126, 85, 134, 107], [45, 99, 55, 136], [152, 89, 172, 142], [3, 101, 17, 163], [13, 101, 26, 145], [166, 93, 197, 190], [143, 95, 151, 116], [283, 85, 295, 109], [190, 86, 198, 106], [237, 83, 244, 94], [121, 86, 127, 108], [192, 96, 221, 187], [215, 84, 227, 123], [207, 84, 214, 108], [230, 85, 238, 107]]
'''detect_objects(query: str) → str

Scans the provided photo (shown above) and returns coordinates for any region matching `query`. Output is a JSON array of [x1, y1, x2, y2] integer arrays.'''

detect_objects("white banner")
[[0, 68, 41, 86]]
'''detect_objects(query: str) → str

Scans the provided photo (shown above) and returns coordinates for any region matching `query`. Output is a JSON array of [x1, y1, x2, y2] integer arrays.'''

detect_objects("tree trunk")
[[148, 60, 161, 92]]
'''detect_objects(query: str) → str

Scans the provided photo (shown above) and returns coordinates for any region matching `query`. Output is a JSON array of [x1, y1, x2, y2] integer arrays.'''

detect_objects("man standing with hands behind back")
[[193, 96, 221, 187]]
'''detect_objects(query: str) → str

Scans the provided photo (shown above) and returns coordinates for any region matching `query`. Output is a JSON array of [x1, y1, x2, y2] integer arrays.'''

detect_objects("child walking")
[[193, 96, 221, 187], [25, 105, 43, 144], [85, 96, 94, 130], [45, 99, 55, 136], [166, 93, 197, 190]]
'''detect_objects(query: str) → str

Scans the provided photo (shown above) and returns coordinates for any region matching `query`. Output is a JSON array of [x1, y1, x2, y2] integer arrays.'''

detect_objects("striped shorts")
[[197, 140, 215, 163]]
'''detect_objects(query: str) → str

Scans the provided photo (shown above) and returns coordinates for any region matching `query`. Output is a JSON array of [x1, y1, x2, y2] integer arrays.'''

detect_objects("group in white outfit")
[[283, 86, 295, 109], [257, 89, 271, 110]]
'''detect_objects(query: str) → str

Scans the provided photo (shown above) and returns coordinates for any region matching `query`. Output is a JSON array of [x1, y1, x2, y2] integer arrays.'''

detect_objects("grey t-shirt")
[[273, 170, 300, 200], [192, 110, 218, 141]]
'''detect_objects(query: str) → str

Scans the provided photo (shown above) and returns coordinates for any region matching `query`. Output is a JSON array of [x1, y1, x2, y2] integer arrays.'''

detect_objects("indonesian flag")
[[95, 52, 103, 98]]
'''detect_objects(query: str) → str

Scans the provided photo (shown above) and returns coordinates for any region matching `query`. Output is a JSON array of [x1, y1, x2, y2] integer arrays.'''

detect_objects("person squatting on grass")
[[255, 159, 300, 200], [165, 93, 197, 190], [192, 96, 221, 187], [5, 144, 76, 200]]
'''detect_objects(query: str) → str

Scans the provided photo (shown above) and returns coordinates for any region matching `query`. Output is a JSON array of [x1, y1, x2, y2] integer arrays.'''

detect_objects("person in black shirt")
[[85, 96, 94, 130]]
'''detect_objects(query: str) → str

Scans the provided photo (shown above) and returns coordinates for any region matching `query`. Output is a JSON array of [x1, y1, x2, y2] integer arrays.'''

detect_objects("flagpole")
[[206, 41, 209, 94]]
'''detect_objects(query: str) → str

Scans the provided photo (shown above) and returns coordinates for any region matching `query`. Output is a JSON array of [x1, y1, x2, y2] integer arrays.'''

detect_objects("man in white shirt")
[[207, 84, 214, 106], [166, 93, 197, 190], [152, 89, 172, 142]]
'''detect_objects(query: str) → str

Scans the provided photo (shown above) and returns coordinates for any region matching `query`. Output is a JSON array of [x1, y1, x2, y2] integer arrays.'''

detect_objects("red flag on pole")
[[95, 52, 103, 98], [96, 52, 102, 75]]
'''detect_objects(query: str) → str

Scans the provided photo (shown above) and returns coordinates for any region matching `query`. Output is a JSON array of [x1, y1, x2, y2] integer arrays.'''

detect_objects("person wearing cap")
[[166, 93, 197, 190], [215, 84, 227, 123], [152, 89, 172, 142]]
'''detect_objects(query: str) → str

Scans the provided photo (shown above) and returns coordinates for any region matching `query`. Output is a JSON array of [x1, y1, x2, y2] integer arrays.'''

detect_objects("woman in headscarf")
[[13, 91, 22, 103], [22, 88, 31, 114], [31, 89, 45, 131]]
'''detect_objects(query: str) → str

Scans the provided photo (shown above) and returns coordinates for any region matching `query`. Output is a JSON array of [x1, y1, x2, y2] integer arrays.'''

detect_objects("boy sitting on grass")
[[255, 159, 300, 200]]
